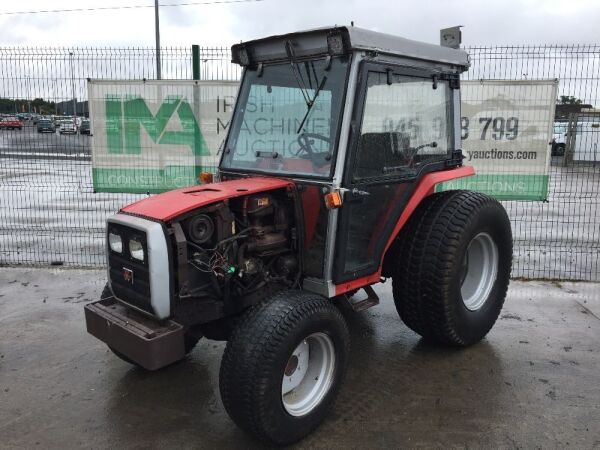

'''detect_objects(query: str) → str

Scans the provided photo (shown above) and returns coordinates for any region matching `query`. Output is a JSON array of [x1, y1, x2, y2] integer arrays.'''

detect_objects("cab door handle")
[[342, 188, 370, 204], [340, 188, 370, 197]]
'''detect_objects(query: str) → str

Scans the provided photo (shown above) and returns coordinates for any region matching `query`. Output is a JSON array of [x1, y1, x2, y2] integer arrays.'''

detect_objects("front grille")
[[107, 223, 153, 315]]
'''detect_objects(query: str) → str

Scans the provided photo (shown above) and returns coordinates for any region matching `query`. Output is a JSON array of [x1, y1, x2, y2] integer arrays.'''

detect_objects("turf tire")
[[392, 190, 512, 346], [219, 290, 350, 445]]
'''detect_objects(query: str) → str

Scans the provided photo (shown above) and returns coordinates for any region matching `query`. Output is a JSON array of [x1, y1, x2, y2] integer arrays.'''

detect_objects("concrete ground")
[[1, 268, 599, 449]]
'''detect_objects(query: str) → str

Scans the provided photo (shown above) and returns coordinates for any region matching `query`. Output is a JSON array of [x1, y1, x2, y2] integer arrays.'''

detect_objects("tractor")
[[85, 26, 512, 445]]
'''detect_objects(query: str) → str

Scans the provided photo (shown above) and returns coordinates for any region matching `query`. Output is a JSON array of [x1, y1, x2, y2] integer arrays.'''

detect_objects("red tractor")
[[85, 26, 512, 445]]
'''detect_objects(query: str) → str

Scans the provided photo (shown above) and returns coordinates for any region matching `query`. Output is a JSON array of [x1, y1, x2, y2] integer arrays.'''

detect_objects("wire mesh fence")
[[0, 46, 236, 266], [464, 45, 600, 281], [0, 44, 598, 281]]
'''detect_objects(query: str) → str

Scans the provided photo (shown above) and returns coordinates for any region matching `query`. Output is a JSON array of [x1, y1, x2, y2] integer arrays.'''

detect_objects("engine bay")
[[170, 188, 300, 322]]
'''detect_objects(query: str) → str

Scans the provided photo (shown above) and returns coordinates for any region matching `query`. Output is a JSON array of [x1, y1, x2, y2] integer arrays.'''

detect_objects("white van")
[[552, 122, 567, 156], [570, 120, 600, 162]]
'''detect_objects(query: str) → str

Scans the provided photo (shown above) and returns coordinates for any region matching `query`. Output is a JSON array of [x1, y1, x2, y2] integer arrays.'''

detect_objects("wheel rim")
[[460, 232, 499, 311], [281, 332, 336, 417]]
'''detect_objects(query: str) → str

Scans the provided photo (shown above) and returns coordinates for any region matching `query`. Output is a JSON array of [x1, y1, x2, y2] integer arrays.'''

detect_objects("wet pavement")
[[0, 123, 90, 160], [1, 267, 599, 449], [2, 148, 600, 281]]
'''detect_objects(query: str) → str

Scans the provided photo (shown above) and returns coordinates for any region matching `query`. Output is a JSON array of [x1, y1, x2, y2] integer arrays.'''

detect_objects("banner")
[[90, 79, 556, 200], [89, 80, 238, 193], [438, 79, 557, 200]]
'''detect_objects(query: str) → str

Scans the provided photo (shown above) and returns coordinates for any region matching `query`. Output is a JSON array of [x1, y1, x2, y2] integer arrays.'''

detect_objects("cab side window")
[[353, 71, 453, 181]]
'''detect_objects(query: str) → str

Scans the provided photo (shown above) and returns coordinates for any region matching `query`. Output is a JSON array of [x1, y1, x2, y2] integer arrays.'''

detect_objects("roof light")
[[327, 32, 345, 56], [237, 46, 250, 66]]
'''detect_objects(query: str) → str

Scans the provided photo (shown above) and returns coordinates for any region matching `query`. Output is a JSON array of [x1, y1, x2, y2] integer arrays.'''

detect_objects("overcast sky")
[[1, 0, 599, 48]]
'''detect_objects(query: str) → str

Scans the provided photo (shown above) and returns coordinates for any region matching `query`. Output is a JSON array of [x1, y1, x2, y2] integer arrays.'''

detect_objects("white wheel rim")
[[460, 232, 499, 311], [281, 332, 336, 417]]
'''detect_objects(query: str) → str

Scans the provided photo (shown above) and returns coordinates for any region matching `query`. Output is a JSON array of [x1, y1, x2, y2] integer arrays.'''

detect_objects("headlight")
[[108, 232, 122, 253], [129, 237, 144, 261]]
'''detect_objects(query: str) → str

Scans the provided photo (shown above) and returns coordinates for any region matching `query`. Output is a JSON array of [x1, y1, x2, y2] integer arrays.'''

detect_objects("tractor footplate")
[[85, 298, 185, 370], [346, 285, 380, 312]]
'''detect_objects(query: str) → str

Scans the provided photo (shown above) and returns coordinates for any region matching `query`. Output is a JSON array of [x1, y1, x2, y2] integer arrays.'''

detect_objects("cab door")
[[333, 63, 459, 283]]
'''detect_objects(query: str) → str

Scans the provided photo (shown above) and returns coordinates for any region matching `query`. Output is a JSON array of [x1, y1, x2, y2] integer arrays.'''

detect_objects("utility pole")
[[155, 0, 162, 79], [69, 52, 77, 119], [192, 45, 200, 179], [52, 79, 58, 114], [26, 75, 32, 113]]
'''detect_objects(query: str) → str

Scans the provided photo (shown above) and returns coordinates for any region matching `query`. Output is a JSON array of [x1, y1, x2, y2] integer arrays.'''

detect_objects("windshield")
[[221, 57, 349, 178]]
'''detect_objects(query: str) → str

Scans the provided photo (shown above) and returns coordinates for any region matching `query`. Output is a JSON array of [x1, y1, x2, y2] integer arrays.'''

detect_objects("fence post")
[[192, 44, 201, 179], [192, 45, 200, 81]]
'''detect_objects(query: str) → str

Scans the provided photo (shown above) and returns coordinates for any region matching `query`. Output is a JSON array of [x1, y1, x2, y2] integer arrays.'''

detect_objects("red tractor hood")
[[121, 177, 294, 222]]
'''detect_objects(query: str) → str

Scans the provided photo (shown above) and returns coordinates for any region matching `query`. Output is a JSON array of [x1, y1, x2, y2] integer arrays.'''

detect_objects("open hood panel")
[[121, 177, 294, 221]]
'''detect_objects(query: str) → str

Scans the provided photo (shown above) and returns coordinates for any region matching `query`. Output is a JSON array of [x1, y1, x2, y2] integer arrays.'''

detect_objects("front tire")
[[219, 290, 349, 445], [392, 190, 512, 346]]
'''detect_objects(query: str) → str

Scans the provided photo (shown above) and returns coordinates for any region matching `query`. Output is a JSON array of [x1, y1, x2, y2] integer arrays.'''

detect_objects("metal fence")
[[464, 45, 600, 281], [1, 45, 599, 281]]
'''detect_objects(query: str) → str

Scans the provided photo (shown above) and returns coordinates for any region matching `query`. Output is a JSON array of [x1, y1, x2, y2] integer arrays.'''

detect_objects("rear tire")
[[392, 190, 512, 346], [219, 290, 349, 445]]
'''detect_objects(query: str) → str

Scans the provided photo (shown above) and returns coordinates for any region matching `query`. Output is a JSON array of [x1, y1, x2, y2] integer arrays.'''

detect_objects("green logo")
[[105, 95, 209, 156]]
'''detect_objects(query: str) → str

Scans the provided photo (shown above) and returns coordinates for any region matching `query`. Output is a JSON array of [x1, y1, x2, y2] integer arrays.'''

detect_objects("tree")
[[0, 97, 56, 114], [558, 95, 583, 105]]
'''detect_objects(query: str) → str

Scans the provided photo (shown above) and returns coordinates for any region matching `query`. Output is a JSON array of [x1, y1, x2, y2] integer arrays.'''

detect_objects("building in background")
[[55, 99, 89, 117]]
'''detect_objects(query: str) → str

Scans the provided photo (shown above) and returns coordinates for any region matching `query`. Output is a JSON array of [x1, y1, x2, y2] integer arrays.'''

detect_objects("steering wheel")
[[294, 133, 331, 158]]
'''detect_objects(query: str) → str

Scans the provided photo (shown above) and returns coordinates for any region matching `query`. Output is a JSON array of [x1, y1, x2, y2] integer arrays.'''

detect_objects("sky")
[[0, 0, 599, 48]]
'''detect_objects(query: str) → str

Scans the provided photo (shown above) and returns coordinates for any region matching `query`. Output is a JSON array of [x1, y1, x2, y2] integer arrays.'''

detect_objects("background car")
[[59, 121, 77, 134], [37, 119, 56, 133], [79, 120, 90, 135], [52, 116, 68, 127], [0, 116, 23, 130]]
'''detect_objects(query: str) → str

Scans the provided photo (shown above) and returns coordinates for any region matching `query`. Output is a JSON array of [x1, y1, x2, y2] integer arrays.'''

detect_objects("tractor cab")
[[219, 26, 471, 296]]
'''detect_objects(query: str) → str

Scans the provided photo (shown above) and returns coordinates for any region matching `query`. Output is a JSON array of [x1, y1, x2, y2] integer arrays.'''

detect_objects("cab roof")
[[232, 26, 469, 71]]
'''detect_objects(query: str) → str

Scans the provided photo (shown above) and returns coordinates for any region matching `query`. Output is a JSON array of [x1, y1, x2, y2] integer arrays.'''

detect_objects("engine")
[[174, 189, 299, 313]]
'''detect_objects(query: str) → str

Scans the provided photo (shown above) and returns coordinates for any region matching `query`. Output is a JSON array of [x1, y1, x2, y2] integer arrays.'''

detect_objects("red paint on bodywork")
[[121, 177, 294, 222], [300, 185, 322, 246], [335, 165, 475, 296]]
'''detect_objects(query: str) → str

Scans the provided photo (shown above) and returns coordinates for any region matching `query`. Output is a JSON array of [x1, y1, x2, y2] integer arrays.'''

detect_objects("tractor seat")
[[355, 132, 410, 178]]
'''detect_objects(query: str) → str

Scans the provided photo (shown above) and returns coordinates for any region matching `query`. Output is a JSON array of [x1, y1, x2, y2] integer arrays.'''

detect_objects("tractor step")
[[347, 285, 380, 312]]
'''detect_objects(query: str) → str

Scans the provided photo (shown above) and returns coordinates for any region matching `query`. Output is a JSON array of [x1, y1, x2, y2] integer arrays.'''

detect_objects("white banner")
[[440, 79, 557, 200], [90, 79, 556, 199], [89, 80, 238, 193]]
